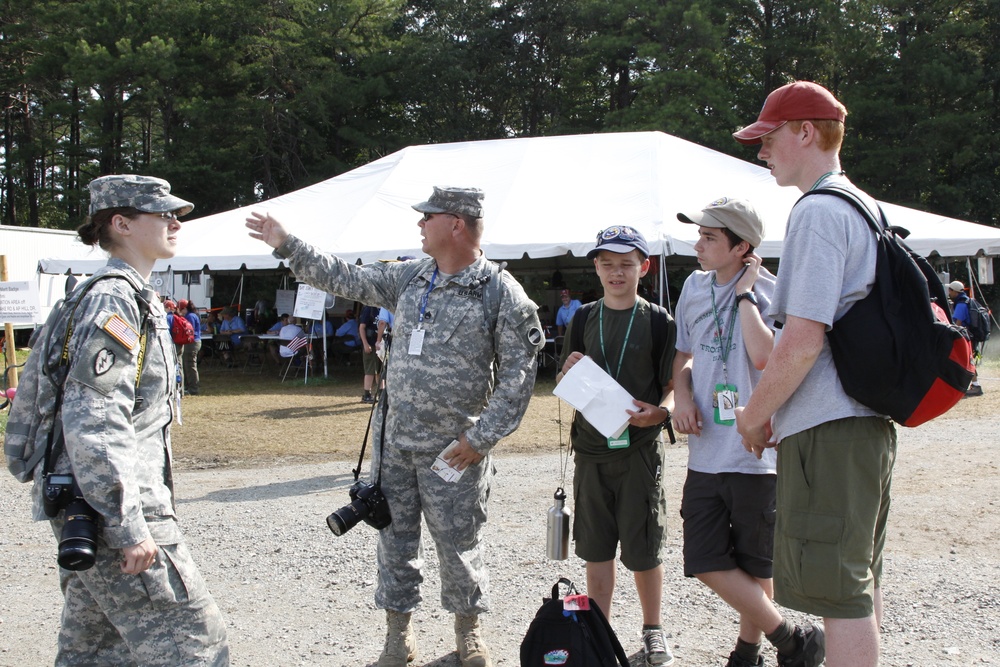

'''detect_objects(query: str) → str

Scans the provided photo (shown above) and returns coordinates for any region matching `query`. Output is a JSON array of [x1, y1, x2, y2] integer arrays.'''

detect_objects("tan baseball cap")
[[677, 197, 765, 248]]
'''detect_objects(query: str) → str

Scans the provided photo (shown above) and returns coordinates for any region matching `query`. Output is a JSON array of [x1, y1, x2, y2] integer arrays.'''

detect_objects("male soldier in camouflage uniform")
[[6, 175, 229, 665], [246, 186, 543, 667]]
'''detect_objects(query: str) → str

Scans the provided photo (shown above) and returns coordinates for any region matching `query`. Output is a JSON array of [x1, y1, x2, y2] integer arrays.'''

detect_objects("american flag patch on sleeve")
[[101, 313, 140, 350]]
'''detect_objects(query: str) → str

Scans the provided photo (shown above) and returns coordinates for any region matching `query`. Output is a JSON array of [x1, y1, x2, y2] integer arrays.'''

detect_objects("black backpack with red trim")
[[800, 186, 974, 426]]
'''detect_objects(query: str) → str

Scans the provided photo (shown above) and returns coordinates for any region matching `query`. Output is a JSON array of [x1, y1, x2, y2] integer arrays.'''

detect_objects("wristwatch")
[[735, 291, 759, 308]]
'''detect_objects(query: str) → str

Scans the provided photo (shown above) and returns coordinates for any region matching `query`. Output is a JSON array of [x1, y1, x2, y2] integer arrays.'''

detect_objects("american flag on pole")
[[286, 333, 309, 353]]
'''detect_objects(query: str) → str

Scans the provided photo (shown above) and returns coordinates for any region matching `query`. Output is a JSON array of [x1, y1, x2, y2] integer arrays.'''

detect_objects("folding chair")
[[280, 335, 311, 382]]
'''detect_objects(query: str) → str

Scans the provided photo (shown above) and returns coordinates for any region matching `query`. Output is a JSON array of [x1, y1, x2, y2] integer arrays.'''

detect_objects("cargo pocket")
[[785, 511, 844, 601], [759, 507, 776, 558], [139, 543, 204, 610]]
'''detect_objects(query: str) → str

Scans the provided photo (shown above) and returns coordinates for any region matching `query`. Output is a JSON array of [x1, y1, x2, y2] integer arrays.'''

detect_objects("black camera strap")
[[352, 332, 392, 485]]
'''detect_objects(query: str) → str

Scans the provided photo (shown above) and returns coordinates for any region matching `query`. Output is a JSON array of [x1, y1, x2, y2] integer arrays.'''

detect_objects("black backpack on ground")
[[520, 578, 630, 667], [799, 186, 974, 427]]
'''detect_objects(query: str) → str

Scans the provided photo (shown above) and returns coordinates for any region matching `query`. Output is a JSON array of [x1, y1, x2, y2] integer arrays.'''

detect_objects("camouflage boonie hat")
[[412, 186, 485, 219], [88, 174, 195, 217]]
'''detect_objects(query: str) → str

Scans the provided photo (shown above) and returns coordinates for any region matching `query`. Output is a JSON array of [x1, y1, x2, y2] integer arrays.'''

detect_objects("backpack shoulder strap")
[[649, 302, 670, 380], [800, 185, 886, 236], [568, 301, 595, 354]]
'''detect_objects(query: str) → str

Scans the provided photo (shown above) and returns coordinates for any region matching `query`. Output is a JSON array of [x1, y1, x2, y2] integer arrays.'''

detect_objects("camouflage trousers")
[[50, 523, 229, 666], [373, 447, 493, 615]]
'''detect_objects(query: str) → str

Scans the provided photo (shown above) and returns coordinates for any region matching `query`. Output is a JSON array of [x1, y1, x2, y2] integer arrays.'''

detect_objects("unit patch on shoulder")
[[94, 348, 117, 375], [101, 313, 139, 350]]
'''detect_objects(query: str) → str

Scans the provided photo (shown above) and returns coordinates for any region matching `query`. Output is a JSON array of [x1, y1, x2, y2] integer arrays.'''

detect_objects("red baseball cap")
[[163, 299, 177, 310], [733, 81, 846, 145], [177, 299, 190, 310]]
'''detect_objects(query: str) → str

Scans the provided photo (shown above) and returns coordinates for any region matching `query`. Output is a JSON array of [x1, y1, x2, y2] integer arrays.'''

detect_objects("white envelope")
[[552, 356, 634, 439]]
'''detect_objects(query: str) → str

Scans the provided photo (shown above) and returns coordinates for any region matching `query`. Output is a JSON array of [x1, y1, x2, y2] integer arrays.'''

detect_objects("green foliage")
[[0, 0, 997, 229]]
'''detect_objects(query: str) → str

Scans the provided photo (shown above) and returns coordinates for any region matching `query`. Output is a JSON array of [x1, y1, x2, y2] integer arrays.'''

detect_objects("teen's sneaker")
[[776, 622, 825, 667], [642, 627, 675, 666], [965, 384, 984, 397], [726, 650, 764, 667], [362, 391, 374, 403]]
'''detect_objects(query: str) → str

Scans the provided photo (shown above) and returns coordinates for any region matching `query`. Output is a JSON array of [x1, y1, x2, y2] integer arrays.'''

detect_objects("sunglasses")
[[421, 212, 458, 222], [140, 211, 179, 220], [597, 226, 639, 243]]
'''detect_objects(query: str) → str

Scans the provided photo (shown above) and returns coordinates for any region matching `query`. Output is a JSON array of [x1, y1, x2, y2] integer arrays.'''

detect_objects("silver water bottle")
[[546, 487, 571, 560]]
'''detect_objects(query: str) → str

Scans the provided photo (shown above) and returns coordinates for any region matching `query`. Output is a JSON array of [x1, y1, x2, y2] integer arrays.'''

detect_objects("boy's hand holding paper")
[[552, 355, 635, 439]]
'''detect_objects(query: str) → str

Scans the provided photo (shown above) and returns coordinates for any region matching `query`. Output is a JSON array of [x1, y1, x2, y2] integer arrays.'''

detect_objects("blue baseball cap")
[[587, 226, 649, 259]]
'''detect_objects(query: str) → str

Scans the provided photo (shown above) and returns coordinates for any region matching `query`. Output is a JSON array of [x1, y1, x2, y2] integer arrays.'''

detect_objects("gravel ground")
[[1, 392, 999, 667]]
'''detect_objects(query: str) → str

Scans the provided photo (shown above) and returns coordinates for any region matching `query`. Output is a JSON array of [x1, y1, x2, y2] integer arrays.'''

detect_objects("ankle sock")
[[735, 638, 761, 662], [642, 624, 662, 632], [765, 619, 798, 655]]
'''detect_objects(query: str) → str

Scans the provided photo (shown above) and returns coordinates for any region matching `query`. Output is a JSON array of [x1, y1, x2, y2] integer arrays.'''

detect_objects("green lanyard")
[[709, 279, 739, 386], [598, 300, 638, 380], [809, 169, 845, 191]]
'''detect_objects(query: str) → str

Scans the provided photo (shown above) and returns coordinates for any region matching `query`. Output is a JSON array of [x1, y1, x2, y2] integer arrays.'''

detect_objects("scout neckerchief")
[[710, 275, 740, 425], [598, 299, 637, 448]]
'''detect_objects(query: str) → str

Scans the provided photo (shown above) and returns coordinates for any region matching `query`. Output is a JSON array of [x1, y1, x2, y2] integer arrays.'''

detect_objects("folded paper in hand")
[[431, 440, 466, 483], [552, 356, 634, 439]]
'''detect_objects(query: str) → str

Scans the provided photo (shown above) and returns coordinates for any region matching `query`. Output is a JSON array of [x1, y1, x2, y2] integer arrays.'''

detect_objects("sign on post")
[[0, 281, 41, 325], [293, 284, 330, 321]]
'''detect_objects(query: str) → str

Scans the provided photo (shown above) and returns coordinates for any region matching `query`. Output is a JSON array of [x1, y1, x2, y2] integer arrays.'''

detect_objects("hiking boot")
[[454, 614, 493, 667], [642, 627, 675, 666], [966, 384, 984, 397], [377, 610, 416, 667], [726, 650, 763, 667], [776, 623, 825, 667]]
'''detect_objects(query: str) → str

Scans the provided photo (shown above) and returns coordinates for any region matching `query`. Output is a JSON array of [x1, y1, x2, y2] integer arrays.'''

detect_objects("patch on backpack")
[[101, 314, 139, 350], [543, 649, 569, 665], [94, 348, 116, 376]]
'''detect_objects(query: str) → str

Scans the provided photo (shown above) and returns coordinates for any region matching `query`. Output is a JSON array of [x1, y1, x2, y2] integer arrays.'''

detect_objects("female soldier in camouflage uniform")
[[9, 175, 229, 665]]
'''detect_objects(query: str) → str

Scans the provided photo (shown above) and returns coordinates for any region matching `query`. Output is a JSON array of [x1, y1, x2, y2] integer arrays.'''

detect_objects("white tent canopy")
[[39, 131, 1000, 275]]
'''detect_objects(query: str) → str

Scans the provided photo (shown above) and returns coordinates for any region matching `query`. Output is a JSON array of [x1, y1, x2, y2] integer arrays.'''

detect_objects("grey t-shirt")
[[675, 267, 778, 474], [768, 175, 881, 441]]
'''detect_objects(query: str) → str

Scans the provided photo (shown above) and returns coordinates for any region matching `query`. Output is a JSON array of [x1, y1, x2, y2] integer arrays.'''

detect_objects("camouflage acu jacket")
[[278, 236, 543, 454], [9, 258, 182, 547]]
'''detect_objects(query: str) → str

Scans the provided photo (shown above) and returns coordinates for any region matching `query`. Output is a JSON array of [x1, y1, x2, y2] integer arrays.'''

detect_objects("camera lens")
[[327, 498, 369, 536], [58, 498, 99, 571]]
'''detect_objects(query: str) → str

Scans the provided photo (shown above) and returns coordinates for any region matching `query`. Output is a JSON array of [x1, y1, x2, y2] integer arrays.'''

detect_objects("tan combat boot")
[[377, 610, 416, 667], [454, 614, 493, 667]]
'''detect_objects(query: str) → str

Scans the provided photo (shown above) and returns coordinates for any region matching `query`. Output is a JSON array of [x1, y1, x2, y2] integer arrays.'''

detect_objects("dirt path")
[[1, 366, 997, 666]]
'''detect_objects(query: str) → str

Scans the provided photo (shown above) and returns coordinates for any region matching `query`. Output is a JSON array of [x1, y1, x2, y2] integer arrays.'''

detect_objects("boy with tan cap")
[[674, 197, 822, 667], [733, 81, 897, 667]]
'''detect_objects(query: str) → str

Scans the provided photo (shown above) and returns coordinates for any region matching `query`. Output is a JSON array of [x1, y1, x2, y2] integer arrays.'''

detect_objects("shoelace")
[[643, 629, 667, 654]]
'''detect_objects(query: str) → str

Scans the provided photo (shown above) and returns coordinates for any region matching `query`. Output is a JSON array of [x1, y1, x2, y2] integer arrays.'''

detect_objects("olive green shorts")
[[362, 348, 381, 375], [572, 442, 667, 572], [774, 416, 896, 619]]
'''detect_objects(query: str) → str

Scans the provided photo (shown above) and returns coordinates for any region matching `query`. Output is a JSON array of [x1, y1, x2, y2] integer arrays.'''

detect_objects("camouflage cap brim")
[[89, 174, 195, 217]]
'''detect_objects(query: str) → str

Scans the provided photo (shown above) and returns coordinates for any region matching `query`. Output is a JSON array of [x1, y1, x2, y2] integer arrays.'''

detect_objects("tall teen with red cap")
[[734, 81, 896, 667]]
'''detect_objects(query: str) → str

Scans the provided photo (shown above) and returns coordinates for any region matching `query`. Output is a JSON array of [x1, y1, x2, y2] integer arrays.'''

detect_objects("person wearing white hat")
[[946, 281, 984, 396]]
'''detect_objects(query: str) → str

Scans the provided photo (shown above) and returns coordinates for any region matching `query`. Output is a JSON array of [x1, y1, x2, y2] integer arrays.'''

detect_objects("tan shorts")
[[774, 416, 896, 619]]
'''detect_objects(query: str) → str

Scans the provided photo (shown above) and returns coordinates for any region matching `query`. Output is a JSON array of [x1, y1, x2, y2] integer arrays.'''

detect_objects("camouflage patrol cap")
[[88, 174, 194, 217], [412, 186, 485, 219]]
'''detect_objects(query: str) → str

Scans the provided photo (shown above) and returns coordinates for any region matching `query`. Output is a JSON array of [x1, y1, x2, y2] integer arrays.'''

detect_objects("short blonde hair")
[[787, 119, 845, 152]]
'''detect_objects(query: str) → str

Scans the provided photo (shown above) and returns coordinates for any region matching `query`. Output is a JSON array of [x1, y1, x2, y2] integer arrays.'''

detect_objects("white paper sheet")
[[552, 356, 634, 439]]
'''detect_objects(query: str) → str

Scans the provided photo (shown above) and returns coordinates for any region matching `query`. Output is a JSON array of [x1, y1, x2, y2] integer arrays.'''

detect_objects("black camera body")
[[43, 473, 99, 571], [327, 480, 392, 536]]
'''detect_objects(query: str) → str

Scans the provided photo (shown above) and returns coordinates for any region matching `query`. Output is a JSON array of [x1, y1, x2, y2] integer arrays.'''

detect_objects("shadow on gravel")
[[177, 473, 356, 504]]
